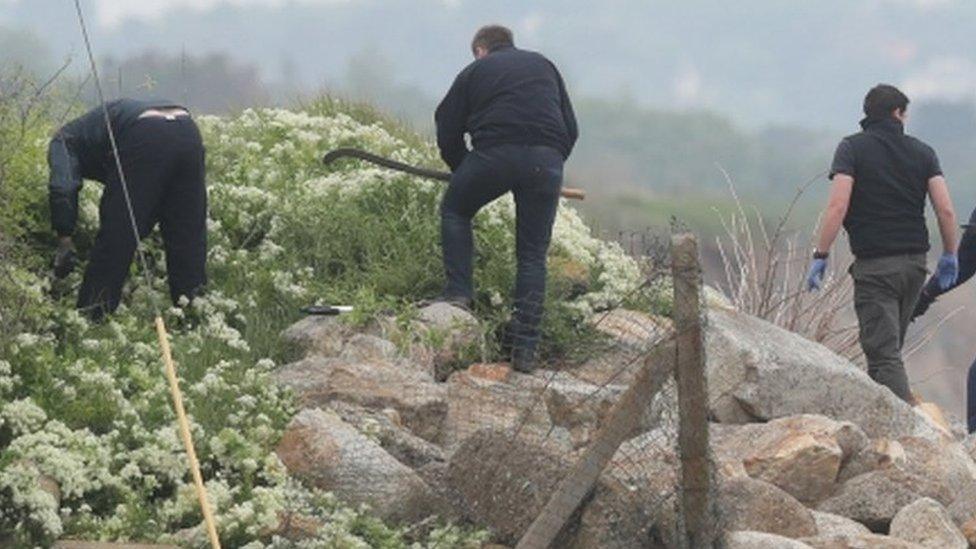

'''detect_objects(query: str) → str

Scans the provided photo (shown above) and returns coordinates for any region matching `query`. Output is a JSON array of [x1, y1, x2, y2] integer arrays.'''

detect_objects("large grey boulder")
[[414, 302, 480, 377], [948, 483, 976, 541], [837, 438, 907, 483], [825, 434, 976, 530], [711, 415, 867, 505], [718, 476, 818, 539], [327, 401, 445, 470], [280, 315, 353, 360], [818, 469, 949, 531], [276, 408, 439, 522], [706, 308, 945, 442], [725, 531, 814, 549], [274, 356, 447, 442], [800, 534, 923, 548], [338, 333, 399, 363], [896, 436, 976, 501], [445, 428, 568, 546], [812, 511, 871, 537], [889, 497, 967, 549]]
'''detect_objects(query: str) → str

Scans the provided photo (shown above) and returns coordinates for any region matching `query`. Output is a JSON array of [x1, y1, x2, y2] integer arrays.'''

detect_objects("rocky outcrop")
[[888, 498, 967, 549], [440, 367, 568, 452], [275, 356, 447, 441], [837, 438, 907, 483], [276, 408, 439, 522], [571, 428, 680, 549], [280, 315, 353, 360], [327, 401, 445, 470], [445, 428, 569, 545], [818, 469, 946, 531], [718, 477, 818, 539], [800, 533, 924, 548], [812, 511, 871, 537], [272, 304, 976, 548], [712, 415, 867, 505], [589, 309, 671, 352], [414, 302, 481, 378], [705, 308, 944, 442], [725, 531, 814, 548]]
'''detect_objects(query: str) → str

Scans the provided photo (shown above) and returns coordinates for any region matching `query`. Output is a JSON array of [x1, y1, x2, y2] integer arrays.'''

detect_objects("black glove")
[[53, 241, 77, 279]]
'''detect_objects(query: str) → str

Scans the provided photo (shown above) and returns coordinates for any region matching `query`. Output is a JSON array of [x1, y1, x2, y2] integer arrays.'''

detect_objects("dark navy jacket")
[[830, 116, 943, 259], [48, 98, 185, 236], [435, 46, 578, 171]]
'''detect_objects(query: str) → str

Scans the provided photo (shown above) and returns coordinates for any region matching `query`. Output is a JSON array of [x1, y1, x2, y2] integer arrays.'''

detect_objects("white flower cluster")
[[0, 101, 637, 546]]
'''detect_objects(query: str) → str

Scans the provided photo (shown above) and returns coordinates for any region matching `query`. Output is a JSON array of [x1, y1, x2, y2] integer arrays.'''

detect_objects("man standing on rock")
[[49, 98, 208, 321], [806, 84, 959, 403], [434, 24, 578, 372]]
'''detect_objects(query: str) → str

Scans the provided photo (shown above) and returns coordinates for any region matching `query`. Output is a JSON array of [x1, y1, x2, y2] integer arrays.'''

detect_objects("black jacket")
[[48, 98, 185, 236], [435, 46, 578, 171], [830, 117, 943, 259]]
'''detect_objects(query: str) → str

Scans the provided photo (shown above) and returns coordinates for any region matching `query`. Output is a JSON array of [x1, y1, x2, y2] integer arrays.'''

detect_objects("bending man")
[[50, 98, 207, 320], [434, 25, 578, 372], [806, 84, 958, 403]]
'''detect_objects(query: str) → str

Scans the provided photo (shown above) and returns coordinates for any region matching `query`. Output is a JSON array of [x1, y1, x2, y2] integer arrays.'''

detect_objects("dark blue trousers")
[[440, 144, 563, 361]]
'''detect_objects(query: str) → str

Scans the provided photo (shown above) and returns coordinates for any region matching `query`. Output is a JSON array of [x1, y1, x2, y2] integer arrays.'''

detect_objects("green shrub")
[[0, 89, 650, 547]]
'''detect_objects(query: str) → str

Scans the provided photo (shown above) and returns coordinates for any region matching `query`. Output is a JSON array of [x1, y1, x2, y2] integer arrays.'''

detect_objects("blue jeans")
[[440, 144, 563, 361]]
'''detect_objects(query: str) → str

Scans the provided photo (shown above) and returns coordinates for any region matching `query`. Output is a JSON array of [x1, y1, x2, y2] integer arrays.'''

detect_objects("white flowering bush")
[[0, 93, 648, 547]]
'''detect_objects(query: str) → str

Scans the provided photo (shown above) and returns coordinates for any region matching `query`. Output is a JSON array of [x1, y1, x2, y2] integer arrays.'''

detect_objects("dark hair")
[[863, 84, 910, 119], [471, 25, 514, 54]]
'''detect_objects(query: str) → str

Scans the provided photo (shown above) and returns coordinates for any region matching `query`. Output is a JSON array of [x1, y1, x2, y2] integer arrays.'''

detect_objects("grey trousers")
[[850, 253, 927, 402]]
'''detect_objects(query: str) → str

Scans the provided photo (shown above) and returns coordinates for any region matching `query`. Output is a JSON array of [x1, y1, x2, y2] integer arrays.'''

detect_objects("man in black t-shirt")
[[806, 84, 959, 403]]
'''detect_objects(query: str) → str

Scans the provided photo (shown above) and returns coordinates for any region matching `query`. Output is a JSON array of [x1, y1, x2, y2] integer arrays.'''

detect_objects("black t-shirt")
[[830, 117, 943, 259]]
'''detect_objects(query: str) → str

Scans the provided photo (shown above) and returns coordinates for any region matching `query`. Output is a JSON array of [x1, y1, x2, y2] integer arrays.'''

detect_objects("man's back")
[[435, 46, 577, 170], [833, 117, 942, 258]]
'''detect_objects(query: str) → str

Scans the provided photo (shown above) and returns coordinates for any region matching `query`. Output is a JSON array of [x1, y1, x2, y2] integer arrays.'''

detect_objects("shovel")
[[322, 147, 586, 200]]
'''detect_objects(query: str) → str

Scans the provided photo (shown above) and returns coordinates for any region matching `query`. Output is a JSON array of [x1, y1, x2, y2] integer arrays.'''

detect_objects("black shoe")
[[510, 345, 539, 373]]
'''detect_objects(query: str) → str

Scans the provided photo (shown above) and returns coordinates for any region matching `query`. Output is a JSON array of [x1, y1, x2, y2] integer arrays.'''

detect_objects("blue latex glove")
[[936, 252, 959, 290], [806, 258, 827, 291]]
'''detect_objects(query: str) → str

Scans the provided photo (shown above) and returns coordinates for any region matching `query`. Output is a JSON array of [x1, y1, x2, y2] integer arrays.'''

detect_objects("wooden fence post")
[[514, 331, 677, 549], [671, 232, 717, 549]]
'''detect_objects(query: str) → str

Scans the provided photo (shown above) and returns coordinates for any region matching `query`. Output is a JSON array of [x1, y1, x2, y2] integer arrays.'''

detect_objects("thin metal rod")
[[73, 0, 156, 310]]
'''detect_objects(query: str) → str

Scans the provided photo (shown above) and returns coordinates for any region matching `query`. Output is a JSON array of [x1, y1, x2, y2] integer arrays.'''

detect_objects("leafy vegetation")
[[0, 70, 649, 547]]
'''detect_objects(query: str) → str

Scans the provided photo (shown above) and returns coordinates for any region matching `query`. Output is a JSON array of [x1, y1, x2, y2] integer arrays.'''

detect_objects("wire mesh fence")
[[273, 228, 724, 548], [419, 230, 719, 548]]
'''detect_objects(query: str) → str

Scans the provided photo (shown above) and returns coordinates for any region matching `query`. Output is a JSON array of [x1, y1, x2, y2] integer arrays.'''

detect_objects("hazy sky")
[[4, 0, 976, 130]]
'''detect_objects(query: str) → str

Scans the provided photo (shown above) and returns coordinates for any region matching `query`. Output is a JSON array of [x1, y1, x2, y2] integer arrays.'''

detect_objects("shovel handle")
[[560, 187, 586, 201]]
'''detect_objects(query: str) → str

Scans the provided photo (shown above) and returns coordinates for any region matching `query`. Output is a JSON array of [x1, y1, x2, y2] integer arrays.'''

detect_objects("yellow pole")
[[155, 315, 222, 549]]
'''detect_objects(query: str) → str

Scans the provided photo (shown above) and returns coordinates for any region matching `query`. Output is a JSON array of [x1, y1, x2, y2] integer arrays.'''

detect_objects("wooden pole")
[[515, 344, 677, 549], [671, 233, 716, 549], [155, 316, 222, 549]]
